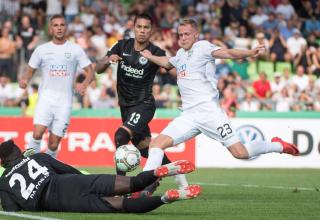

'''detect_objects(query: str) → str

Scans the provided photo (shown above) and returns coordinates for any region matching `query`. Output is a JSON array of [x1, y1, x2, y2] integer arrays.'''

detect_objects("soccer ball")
[[114, 145, 141, 172]]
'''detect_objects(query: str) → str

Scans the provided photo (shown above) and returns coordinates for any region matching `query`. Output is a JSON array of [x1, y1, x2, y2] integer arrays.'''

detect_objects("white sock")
[[28, 137, 41, 153], [46, 148, 58, 158], [245, 140, 282, 158], [143, 148, 164, 171], [175, 174, 189, 190]]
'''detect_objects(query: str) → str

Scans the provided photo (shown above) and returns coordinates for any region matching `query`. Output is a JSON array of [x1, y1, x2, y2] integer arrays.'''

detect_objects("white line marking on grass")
[[0, 211, 61, 220], [191, 182, 316, 191]]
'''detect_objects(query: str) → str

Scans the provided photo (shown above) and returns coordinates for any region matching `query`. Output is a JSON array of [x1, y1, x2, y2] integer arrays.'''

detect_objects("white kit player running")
[[140, 18, 299, 173], [19, 14, 94, 158]]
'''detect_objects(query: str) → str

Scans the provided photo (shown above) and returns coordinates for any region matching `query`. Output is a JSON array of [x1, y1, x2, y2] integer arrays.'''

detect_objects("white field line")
[[190, 182, 317, 191], [0, 211, 62, 220]]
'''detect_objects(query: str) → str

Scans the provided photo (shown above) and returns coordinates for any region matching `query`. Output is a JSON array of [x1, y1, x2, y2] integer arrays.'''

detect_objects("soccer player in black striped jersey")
[[96, 14, 188, 194]]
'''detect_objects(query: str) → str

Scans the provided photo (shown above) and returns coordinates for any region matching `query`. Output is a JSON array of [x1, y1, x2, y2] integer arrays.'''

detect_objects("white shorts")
[[34, 102, 72, 137], [162, 101, 239, 147]]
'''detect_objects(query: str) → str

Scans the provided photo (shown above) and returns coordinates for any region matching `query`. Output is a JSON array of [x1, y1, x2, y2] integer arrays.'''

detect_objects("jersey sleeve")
[[169, 50, 181, 68], [106, 40, 121, 56], [28, 47, 41, 69], [40, 154, 82, 175], [0, 191, 22, 211], [77, 47, 92, 69], [154, 47, 166, 57], [203, 41, 221, 60]]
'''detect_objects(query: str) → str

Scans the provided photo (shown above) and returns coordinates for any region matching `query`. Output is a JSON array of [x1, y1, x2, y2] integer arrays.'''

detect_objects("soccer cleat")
[[79, 170, 90, 175], [127, 191, 152, 199], [271, 137, 299, 156], [163, 185, 201, 203], [128, 179, 160, 198], [23, 148, 35, 157], [155, 160, 195, 178]]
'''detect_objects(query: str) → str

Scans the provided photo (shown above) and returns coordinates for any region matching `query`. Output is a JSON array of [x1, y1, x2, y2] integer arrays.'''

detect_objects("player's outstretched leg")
[[161, 185, 202, 203], [271, 137, 299, 156], [120, 186, 201, 214], [154, 160, 195, 178], [138, 148, 173, 196], [125, 160, 195, 197], [114, 127, 132, 176], [130, 160, 194, 198]]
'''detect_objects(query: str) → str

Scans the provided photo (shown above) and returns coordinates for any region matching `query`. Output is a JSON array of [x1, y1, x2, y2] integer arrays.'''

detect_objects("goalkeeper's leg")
[[114, 161, 195, 195], [103, 185, 201, 213]]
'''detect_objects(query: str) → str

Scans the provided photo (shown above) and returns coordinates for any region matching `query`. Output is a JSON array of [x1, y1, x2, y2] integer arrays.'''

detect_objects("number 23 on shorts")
[[217, 123, 233, 138]]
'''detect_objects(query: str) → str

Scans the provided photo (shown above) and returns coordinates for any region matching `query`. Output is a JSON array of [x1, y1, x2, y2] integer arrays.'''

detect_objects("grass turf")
[[1, 167, 319, 220]]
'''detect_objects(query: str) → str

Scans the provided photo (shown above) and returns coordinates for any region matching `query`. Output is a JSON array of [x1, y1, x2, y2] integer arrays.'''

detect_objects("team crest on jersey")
[[139, 56, 148, 65], [65, 52, 71, 59]]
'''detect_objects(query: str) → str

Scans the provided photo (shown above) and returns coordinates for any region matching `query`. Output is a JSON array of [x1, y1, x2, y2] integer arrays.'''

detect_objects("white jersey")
[[29, 41, 91, 107], [169, 40, 221, 110]]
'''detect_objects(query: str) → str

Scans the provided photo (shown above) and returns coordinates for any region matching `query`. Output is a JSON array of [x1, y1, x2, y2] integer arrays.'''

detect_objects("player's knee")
[[229, 145, 249, 159], [115, 127, 131, 148], [47, 143, 58, 151], [231, 151, 248, 159], [149, 135, 173, 149], [33, 133, 43, 140], [132, 135, 150, 148], [48, 139, 59, 151]]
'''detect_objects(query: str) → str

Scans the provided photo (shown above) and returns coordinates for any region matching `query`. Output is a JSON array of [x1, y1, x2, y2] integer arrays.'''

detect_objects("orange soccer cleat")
[[154, 160, 195, 178], [271, 137, 299, 156], [163, 185, 201, 203]]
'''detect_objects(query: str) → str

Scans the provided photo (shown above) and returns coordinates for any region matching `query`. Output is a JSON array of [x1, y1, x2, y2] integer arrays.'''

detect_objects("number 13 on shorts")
[[129, 112, 141, 124]]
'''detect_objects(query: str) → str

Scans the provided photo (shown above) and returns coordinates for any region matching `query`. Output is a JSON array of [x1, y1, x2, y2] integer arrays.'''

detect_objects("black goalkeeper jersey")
[[0, 153, 81, 211], [107, 38, 165, 107]]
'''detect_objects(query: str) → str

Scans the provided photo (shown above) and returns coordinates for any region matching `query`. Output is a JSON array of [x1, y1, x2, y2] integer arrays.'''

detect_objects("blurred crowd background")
[[1, 0, 320, 116]]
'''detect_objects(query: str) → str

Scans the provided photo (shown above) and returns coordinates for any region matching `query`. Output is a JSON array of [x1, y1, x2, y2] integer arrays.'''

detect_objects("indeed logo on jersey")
[[177, 64, 187, 79], [49, 64, 68, 77], [120, 61, 144, 78]]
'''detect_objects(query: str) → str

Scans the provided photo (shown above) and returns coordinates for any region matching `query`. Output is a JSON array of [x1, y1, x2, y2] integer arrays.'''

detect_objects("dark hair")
[[31, 83, 38, 90], [134, 14, 153, 26], [0, 140, 22, 168], [50, 14, 65, 22]]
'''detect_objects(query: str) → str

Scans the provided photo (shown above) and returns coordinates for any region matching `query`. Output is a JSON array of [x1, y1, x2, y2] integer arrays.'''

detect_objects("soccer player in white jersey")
[[18, 14, 94, 158], [140, 18, 299, 174]]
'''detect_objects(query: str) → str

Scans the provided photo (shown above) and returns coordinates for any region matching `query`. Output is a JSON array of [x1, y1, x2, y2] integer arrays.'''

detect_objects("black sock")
[[114, 127, 131, 176], [130, 170, 157, 192], [123, 196, 164, 213], [161, 153, 171, 165], [139, 148, 149, 158], [114, 127, 131, 147]]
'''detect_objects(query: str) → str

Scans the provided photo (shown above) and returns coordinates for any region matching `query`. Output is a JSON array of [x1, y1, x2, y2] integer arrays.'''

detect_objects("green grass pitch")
[[1, 167, 320, 220]]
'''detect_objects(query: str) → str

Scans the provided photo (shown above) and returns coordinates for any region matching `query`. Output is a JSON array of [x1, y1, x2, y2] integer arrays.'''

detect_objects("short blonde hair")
[[179, 18, 198, 30]]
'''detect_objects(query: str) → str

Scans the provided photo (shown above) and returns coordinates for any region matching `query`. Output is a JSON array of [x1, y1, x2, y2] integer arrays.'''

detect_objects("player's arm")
[[140, 50, 174, 69], [82, 64, 94, 85], [76, 64, 95, 95], [212, 45, 265, 59], [96, 41, 122, 73], [96, 54, 122, 73], [18, 66, 36, 89], [0, 191, 22, 211], [41, 154, 81, 174]]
